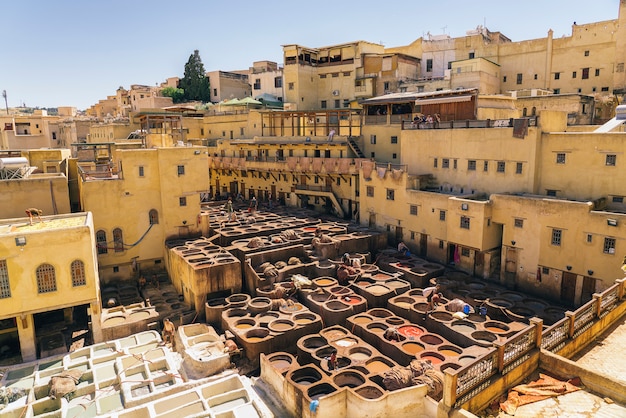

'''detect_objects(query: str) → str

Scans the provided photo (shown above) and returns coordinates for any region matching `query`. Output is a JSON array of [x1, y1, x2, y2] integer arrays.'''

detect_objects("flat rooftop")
[[0, 213, 88, 236]]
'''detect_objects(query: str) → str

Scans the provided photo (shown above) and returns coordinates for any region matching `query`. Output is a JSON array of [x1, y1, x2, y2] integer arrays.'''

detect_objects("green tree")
[[161, 86, 185, 103], [179, 50, 211, 102]]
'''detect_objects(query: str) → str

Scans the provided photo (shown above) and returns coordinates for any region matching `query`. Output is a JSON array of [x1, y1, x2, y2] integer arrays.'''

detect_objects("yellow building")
[[282, 41, 392, 110], [360, 108, 626, 307], [206, 70, 251, 103], [0, 212, 102, 362], [76, 145, 209, 282], [0, 149, 71, 219], [0, 110, 60, 150]]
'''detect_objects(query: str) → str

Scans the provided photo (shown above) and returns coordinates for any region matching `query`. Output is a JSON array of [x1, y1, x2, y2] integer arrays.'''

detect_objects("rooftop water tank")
[[0, 157, 29, 170]]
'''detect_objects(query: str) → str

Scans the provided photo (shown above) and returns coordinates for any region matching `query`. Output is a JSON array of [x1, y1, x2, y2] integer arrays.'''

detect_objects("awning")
[[415, 95, 473, 105]]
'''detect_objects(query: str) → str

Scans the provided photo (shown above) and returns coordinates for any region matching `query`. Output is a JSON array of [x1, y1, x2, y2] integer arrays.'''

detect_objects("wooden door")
[[560, 272, 577, 306], [581, 276, 596, 304]]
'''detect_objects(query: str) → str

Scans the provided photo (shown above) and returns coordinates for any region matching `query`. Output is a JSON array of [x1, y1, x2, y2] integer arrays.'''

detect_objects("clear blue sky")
[[0, 0, 619, 110]]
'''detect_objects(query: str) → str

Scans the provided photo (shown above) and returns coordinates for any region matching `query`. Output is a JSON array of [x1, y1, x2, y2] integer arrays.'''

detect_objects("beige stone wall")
[[0, 175, 70, 219]]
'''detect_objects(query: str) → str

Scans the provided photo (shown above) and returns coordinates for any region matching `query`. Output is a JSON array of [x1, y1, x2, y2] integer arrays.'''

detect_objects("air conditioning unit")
[[332, 90, 340, 96]]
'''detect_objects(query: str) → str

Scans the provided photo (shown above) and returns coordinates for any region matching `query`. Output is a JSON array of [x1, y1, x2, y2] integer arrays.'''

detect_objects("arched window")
[[71, 260, 86, 287], [149, 209, 159, 225], [531, 106, 537, 116], [36, 264, 57, 293], [522, 108, 528, 117], [96, 230, 108, 254], [113, 228, 124, 253]]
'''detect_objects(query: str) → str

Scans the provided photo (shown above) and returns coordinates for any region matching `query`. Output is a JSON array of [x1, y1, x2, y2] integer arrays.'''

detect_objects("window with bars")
[[0, 260, 10, 298], [516, 162, 523, 174], [468, 160, 476, 171], [514, 218, 524, 228], [551, 229, 562, 246], [556, 153, 566, 164], [442, 159, 450, 168], [604, 237, 616, 254], [113, 228, 124, 252], [36, 264, 57, 293], [461, 248, 470, 257], [366, 186, 374, 197], [71, 260, 86, 287], [439, 210, 446, 221], [386, 189, 395, 200], [460, 216, 470, 229], [606, 154, 616, 166], [497, 161, 506, 172], [96, 230, 108, 254], [410, 205, 418, 215]]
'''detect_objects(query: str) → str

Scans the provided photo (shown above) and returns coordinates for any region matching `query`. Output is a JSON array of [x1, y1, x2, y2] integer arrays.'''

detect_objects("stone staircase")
[[348, 137, 365, 158]]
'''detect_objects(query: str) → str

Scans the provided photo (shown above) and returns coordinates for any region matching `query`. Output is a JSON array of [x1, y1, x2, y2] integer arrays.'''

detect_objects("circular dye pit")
[[322, 328, 348, 341], [440, 363, 462, 372], [355, 386, 384, 399], [385, 317, 405, 326], [280, 303, 305, 314], [459, 355, 476, 365], [335, 337, 358, 348], [334, 371, 366, 388], [420, 334, 444, 346], [484, 321, 510, 334], [329, 286, 351, 295], [290, 367, 322, 386], [355, 279, 375, 287], [420, 351, 445, 365], [128, 310, 151, 321], [368, 309, 392, 318], [314, 277, 337, 287], [402, 342, 425, 355], [385, 279, 409, 289], [360, 264, 379, 273], [103, 316, 126, 326], [522, 299, 549, 311], [235, 318, 256, 330], [348, 347, 372, 362], [351, 315, 372, 325], [366, 284, 391, 296], [486, 298, 515, 309], [366, 357, 394, 374], [245, 328, 269, 342], [430, 312, 454, 322], [294, 313, 317, 325], [471, 330, 497, 343], [413, 302, 430, 313], [398, 325, 424, 339], [268, 354, 293, 371], [437, 345, 462, 357], [225, 308, 248, 318], [340, 295, 364, 305], [307, 383, 337, 400], [451, 320, 476, 334], [248, 297, 272, 314], [371, 273, 392, 281], [325, 300, 349, 311], [302, 336, 327, 350], [393, 297, 415, 310], [366, 323, 388, 334], [268, 319, 295, 333]]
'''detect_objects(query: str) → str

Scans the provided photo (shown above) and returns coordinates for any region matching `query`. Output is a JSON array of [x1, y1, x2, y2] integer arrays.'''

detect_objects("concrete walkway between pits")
[[487, 311, 626, 418]]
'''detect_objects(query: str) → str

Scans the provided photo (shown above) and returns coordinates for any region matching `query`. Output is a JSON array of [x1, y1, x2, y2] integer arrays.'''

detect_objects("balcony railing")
[[443, 278, 626, 410]]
